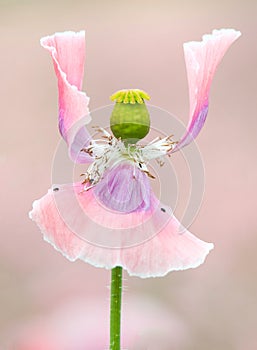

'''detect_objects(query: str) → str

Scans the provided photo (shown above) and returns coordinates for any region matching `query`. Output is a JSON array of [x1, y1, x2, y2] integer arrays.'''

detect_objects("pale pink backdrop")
[[1, 0, 257, 349]]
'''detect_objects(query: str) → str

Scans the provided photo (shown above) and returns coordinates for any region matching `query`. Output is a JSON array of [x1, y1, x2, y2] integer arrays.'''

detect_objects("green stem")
[[110, 266, 123, 350]]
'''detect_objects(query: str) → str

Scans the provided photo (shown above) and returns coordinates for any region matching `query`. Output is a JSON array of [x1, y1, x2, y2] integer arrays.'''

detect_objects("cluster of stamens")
[[80, 128, 177, 191]]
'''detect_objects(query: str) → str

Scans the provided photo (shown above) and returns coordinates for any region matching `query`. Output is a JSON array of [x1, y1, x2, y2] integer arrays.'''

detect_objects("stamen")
[[79, 127, 177, 191]]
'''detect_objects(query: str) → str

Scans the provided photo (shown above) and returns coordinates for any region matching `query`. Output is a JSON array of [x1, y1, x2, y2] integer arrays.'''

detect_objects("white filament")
[[81, 128, 176, 190]]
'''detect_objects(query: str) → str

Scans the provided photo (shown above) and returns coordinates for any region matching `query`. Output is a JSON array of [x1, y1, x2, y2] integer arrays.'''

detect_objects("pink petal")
[[120, 214, 214, 278], [94, 162, 151, 213], [41, 31, 92, 163], [30, 185, 119, 269], [29, 184, 213, 277], [173, 29, 241, 151]]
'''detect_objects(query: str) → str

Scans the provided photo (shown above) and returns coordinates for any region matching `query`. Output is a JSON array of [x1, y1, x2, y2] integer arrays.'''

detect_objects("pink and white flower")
[[29, 29, 241, 278]]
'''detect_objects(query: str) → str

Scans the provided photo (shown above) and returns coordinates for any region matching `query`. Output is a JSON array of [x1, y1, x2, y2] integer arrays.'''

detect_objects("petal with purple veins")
[[94, 162, 151, 213]]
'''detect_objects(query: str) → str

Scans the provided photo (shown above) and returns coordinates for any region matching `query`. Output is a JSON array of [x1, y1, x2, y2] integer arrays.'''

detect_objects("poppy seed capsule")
[[110, 89, 150, 142]]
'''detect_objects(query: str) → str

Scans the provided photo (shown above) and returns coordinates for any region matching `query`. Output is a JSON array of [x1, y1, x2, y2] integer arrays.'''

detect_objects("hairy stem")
[[110, 266, 123, 350]]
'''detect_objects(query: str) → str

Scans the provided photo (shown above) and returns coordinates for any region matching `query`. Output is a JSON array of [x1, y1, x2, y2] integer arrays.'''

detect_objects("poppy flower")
[[30, 29, 240, 278]]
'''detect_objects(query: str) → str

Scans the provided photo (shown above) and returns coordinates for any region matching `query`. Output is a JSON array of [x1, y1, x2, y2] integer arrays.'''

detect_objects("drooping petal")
[[30, 185, 119, 268], [29, 184, 213, 277], [94, 162, 151, 213], [173, 29, 241, 151], [120, 215, 213, 278], [40, 31, 92, 163]]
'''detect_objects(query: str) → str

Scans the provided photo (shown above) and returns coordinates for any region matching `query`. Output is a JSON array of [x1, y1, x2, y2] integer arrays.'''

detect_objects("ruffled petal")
[[29, 184, 213, 277], [94, 162, 151, 213], [120, 215, 213, 278], [29, 185, 119, 269], [173, 28, 241, 151], [40, 31, 92, 163]]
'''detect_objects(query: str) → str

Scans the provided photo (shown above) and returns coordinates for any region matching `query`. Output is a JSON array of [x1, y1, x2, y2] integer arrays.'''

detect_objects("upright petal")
[[173, 29, 241, 151], [29, 184, 213, 277], [41, 31, 92, 163]]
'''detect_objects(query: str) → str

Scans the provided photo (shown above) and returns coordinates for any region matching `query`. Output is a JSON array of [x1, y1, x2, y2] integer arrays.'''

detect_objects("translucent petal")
[[94, 162, 151, 213]]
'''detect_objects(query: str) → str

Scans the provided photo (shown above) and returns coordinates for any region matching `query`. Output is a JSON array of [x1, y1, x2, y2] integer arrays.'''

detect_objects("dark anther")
[[139, 163, 142, 168], [53, 187, 59, 192], [161, 207, 166, 212]]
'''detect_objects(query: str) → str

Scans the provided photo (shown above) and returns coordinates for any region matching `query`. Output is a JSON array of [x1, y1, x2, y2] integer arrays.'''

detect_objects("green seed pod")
[[110, 89, 150, 143]]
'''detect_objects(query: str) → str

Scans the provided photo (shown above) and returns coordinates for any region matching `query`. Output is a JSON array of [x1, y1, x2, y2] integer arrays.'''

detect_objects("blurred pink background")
[[1, 0, 257, 349]]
